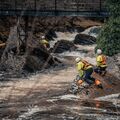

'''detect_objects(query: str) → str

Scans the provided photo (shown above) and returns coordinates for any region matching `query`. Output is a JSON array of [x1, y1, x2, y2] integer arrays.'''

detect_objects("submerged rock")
[[74, 33, 96, 45], [45, 29, 57, 41], [50, 40, 76, 53]]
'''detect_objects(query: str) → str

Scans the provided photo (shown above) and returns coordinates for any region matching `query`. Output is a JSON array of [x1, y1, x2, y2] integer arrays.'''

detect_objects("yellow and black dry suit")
[[76, 60, 95, 85], [95, 54, 107, 74], [76, 60, 102, 88], [40, 39, 50, 48]]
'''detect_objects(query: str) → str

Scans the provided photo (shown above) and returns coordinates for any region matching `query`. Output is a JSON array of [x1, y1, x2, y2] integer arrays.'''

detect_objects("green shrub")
[[96, 0, 120, 56], [105, 0, 120, 17]]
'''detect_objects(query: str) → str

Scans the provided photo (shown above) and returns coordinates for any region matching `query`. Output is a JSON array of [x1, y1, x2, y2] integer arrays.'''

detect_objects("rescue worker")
[[75, 57, 103, 89], [95, 49, 107, 75], [40, 36, 50, 49]]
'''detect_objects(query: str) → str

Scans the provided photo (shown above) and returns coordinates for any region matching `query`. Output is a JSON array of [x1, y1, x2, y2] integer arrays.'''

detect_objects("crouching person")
[[75, 57, 103, 89], [95, 49, 107, 76], [40, 36, 50, 50]]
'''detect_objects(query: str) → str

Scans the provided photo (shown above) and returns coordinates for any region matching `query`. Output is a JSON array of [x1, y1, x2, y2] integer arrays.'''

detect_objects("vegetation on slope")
[[96, 0, 120, 56]]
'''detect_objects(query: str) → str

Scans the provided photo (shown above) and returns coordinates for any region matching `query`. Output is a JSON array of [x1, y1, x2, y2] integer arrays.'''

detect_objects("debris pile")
[[0, 26, 60, 75]]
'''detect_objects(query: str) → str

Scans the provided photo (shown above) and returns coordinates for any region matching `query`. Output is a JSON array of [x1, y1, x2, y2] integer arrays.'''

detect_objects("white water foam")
[[17, 106, 49, 120], [53, 94, 80, 100], [95, 93, 120, 107], [95, 93, 120, 101], [81, 26, 101, 38], [50, 31, 78, 47]]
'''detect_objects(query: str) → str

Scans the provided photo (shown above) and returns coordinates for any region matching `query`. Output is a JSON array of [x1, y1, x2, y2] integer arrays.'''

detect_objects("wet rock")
[[50, 40, 76, 53], [81, 26, 101, 38], [75, 26, 85, 32], [24, 31, 61, 72], [24, 46, 58, 72], [74, 33, 96, 45], [107, 53, 120, 79], [45, 29, 57, 41]]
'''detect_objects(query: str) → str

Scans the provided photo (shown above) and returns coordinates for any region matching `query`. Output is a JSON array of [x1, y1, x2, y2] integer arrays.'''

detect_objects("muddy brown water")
[[0, 66, 119, 120]]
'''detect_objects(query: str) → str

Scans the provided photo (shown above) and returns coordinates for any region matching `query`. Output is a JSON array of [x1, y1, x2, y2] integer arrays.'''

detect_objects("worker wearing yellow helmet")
[[95, 49, 107, 75], [75, 57, 103, 89], [40, 36, 50, 49]]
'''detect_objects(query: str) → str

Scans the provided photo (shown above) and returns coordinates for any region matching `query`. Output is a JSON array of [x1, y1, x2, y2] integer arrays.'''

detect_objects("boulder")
[[24, 45, 58, 72], [45, 29, 57, 41], [51, 40, 76, 53], [107, 53, 120, 79], [74, 34, 96, 45]]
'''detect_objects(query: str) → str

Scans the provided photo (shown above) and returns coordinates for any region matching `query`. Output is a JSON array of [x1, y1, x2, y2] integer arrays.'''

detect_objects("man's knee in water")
[[84, 78, 94, 85]]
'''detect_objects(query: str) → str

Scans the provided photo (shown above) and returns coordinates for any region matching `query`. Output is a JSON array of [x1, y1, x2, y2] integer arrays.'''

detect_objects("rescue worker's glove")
[[74, 75, 84, 86]]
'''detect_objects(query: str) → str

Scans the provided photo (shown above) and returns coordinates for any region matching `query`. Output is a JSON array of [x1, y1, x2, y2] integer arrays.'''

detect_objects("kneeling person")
[[95, 49, 107, 76], [75, 57, 103, 89], [40, 36, 50, 49]]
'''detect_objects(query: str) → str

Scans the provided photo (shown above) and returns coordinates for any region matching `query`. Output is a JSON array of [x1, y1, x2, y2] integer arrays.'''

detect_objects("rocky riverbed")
[[0, 65, 120, 120], [0, 17, 119, 120]]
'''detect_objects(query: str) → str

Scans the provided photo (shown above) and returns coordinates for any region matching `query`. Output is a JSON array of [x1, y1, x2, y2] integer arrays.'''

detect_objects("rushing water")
[[17, 93, 120, 120], [0, 23, 119, 119], [50, 26, 101, 48], [81, 26, 101, 38], [49, 31, 78, 48]]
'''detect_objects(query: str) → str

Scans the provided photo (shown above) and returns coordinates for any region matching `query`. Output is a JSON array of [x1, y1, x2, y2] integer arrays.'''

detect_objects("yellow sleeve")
[[41, 40, 49, 44], [77, 62, 84, 77], [96, 55, 102, 66]]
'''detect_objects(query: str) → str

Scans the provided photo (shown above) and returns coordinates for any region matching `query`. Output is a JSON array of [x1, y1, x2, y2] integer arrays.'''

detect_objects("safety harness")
[[82, 60, 92, 70], [100, 55, 107, 65]]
